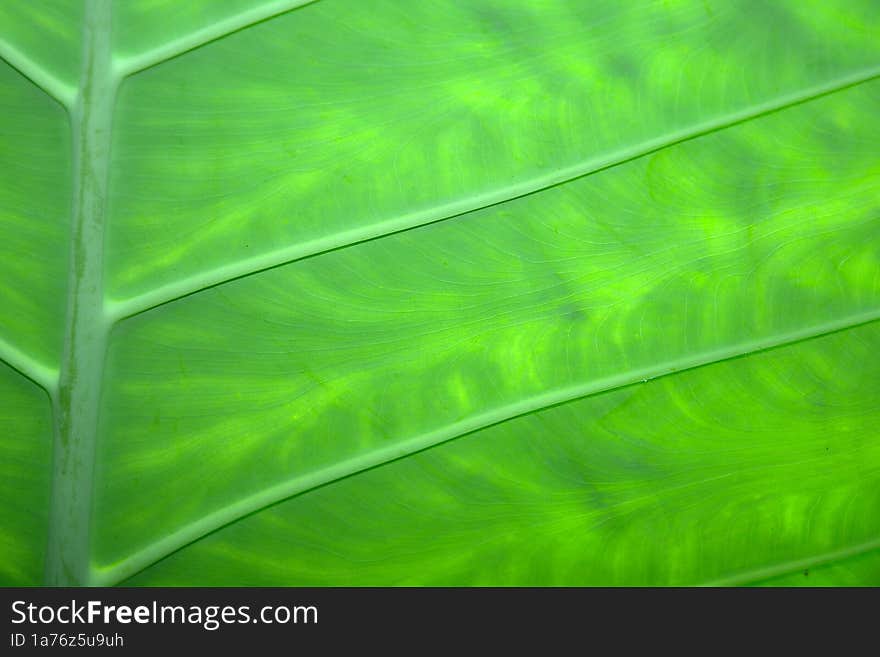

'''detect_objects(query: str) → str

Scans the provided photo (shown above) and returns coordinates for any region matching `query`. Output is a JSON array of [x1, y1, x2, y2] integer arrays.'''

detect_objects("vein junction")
[[42, 0, 322, 587]]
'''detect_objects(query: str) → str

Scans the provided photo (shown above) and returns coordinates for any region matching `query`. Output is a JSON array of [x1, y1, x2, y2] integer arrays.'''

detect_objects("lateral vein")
[[93, 308, 880, 586], [701, 536, 880, 586], [115, 0, 322, 78], [0, 336, 58, 396], [0, 37, 76, 109], [105, 64, 880, 324]]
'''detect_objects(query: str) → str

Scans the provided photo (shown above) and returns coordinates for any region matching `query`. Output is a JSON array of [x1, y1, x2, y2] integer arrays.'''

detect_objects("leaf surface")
[[0, 0, 878, 586]]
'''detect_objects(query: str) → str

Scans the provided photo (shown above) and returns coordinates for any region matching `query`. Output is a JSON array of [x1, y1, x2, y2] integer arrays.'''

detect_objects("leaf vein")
[[93, 307, 880, 586], [115, 0, 322, 78], [105, 65, 880, 324], [701, 536, 880, 586], [0, 37, 76, 108], [0, 335, 58, 396]]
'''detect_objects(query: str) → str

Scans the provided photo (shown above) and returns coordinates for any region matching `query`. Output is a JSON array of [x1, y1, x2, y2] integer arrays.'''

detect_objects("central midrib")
[[40, 0, 323, 589], [44, 0, 116, 587]]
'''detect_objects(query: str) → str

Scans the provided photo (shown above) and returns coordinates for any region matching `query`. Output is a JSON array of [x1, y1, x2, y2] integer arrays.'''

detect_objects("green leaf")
[[1, 0, 878, 586]]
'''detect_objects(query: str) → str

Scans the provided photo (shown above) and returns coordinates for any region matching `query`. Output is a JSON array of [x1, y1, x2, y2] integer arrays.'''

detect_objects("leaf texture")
[[0, 0, 878, 586]]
